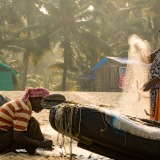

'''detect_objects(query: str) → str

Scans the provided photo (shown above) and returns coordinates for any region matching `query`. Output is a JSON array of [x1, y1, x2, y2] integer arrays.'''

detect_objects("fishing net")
[[118, 34, 151, 118]]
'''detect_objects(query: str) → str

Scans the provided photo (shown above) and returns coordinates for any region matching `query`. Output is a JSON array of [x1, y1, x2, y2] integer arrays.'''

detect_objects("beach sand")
[[0, 91, 149, 160]]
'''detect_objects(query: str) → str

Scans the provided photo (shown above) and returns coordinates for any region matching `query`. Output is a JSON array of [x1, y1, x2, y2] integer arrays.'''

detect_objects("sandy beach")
[[0, 91, 149, 160]]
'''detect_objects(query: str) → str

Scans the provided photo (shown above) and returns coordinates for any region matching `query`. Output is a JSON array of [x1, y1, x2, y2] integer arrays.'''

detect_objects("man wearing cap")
[[0, 87, 53, 155]]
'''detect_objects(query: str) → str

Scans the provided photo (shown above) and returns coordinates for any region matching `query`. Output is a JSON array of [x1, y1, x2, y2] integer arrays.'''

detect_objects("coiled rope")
[[55, 103, 109, 159]]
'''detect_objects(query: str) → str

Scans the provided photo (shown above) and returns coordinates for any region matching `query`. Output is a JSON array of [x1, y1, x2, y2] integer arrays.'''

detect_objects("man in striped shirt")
[[0, 87, 53, 155]]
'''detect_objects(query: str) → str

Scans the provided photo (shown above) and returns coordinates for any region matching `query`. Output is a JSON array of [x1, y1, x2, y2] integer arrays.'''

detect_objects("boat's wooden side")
[[0, 93, 10, 106], [49, 104, 160, 160]]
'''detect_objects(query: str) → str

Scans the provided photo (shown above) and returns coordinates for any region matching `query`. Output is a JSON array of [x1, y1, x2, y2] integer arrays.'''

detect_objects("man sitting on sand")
[[0, 87, 53, 155]]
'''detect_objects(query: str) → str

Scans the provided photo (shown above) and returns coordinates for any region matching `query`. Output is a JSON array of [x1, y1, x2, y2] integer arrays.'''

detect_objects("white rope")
[[54, 103, 116, 159], [75, 107, 82, 137]]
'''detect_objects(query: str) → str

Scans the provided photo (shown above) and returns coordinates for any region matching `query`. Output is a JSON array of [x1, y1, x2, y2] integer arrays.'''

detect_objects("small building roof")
[[78, 57, 128, 80], [0, 62, 18, 76], [90, 57, 129, 72]]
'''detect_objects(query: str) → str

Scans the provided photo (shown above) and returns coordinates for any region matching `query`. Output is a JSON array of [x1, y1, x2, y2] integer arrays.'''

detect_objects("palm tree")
[[2, 0, 160, 91], [0, 0, 52, 90], [40, 0, 110, 91], [90, 0, 160, 56]]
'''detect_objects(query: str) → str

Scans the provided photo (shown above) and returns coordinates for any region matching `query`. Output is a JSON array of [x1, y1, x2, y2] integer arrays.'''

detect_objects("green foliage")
[[0, 0, 160, 91]]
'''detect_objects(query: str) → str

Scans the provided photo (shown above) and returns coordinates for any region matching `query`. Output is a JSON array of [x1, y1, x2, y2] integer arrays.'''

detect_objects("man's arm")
[[13, 131, 53, 150], [143, 77, 160, 91]]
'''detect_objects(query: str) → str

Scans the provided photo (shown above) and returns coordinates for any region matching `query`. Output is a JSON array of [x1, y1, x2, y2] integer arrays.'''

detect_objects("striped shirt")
[[0, 99, 32, 131]]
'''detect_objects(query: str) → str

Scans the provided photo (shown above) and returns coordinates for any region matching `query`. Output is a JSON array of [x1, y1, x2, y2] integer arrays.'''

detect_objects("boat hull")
[[49, 104, 160, 160]]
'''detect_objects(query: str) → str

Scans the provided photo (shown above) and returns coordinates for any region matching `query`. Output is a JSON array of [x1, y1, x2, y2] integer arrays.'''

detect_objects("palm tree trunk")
[[21, 52, 29, 90], [61, 41, 69, 91]]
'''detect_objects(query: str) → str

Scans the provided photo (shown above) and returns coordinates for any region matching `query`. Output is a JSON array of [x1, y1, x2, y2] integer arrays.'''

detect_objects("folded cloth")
[[22, 87, 50, 102]]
